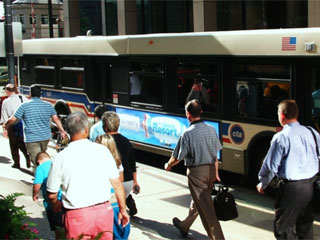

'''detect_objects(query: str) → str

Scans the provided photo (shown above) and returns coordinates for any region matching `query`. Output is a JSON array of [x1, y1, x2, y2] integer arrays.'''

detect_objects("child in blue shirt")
[[32, 151, 64, 239]]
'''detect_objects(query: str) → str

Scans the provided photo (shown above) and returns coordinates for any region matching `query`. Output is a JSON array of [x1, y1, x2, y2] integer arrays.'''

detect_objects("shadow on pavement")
[[0, 156, 12, 164], [131, 216, 207, 240]]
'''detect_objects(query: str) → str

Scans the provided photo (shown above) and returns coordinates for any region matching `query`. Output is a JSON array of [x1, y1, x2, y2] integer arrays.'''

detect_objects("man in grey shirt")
[[165, 99, 224, 240]]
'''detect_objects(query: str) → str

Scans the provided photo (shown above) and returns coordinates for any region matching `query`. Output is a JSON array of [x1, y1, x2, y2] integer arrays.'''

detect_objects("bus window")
[[60, 58, 84, 90], [236, 63, 291, 119], [130, 61, 164, 106], [311, 67, 320, 131], [91, 59, 112, 102], [35, 57, 55, 86], [177, 61, 219, 112]]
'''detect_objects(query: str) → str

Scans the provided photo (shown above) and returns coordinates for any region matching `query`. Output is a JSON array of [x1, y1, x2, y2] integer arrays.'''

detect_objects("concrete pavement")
[[1, 128, 320, 239]]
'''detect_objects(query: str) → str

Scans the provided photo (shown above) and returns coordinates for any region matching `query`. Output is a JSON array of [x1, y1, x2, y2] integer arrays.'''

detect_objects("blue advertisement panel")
[[115, 107, 221, 157]]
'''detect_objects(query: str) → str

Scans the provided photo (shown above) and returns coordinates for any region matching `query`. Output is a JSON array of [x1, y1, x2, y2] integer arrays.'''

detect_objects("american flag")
[[282, 37, 296, 51]]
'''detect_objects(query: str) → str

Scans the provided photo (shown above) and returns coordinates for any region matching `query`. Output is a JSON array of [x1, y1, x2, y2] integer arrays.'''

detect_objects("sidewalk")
[[1, 129, 320, 239]]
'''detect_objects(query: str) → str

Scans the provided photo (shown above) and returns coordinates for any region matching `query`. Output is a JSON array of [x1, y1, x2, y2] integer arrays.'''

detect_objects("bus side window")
[[35, 57, 55, 86], [60, 58, 84, 90], [129, 61, 164, 107], [236, 63, 291, 120], [311, 67, 320, 131], [177, 61, 219, 113]]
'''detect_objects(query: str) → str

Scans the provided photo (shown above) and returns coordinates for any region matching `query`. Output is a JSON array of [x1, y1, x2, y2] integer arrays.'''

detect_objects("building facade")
[[12, 0, 63, 39], [63, 0, 320, 38]]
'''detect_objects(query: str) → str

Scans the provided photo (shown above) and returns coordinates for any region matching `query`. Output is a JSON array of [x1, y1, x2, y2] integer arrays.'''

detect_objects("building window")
[[29, 14, 37, 25], [41, 14, 48, 24], [105, 0, 118, 35], [136, 0, 193, 34], [19, 14, 25, 25]]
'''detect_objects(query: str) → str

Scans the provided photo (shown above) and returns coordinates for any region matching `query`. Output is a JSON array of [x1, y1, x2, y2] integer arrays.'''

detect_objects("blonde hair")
[[96, 134, 122, 168]]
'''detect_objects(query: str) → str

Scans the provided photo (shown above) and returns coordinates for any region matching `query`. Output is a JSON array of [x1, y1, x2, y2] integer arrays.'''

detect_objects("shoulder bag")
[[211, 182, 238, 221], [306, 126, 320, 213]]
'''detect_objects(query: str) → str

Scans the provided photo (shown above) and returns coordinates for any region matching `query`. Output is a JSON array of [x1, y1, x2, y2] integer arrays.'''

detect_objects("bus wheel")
[[249, 141, 278, 196], [248, 142, 269, 187]]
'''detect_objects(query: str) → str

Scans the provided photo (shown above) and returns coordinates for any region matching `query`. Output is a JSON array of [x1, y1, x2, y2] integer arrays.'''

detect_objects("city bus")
[[18, 28, 320, 183]]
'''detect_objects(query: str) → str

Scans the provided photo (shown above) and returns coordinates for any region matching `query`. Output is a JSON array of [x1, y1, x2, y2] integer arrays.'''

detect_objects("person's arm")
[[4, 116, 18, 129], [110, 178, 130, 227], [52, 114, 67, 139], [164, 156, 180, 171], [215, 158, 221, 182], [130, 148, 139, 188], [32, 184, 41, 202], [257, 136, 283, 194], [47, 191, 62, 212], [119, 172, 124, 182]]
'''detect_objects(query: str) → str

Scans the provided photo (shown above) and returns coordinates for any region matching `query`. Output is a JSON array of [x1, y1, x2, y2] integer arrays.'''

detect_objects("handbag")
[[211, 182, 238, 221], [306, 126, 320, 213]]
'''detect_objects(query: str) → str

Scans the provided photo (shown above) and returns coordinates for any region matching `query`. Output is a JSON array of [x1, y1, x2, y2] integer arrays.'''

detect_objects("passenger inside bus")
[[186, 78, 208, 109], [130, 72, 141, 102]]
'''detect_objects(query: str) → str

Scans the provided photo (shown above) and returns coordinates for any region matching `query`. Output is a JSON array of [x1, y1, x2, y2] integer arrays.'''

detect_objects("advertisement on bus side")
[[115, 107, 221, 158]]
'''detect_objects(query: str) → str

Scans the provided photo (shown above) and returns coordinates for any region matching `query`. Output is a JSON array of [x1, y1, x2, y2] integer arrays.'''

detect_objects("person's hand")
[[52, 200, 63, 213], [256, 182, 265, 195], [164, 162, 172, 171], [32, 195, 38, 202], [216, 174, 221, 182], [2, 128, 8, 138], [132, 183, 140, 194], [118, 209, 130, 227], [60, 130, 67, 140]]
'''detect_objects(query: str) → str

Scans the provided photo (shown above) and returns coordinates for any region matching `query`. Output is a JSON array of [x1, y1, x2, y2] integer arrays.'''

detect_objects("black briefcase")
[[211, 182, 238, 221]]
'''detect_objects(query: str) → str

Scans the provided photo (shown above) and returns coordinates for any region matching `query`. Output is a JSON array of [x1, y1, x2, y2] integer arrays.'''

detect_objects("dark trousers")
[[180, 164, 224, 240], [7, 125, 29, 167], [274, 177, 316, 240]]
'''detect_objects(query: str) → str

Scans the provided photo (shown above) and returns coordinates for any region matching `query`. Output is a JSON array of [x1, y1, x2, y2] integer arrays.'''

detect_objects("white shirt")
[[47, 139, 119, 209], [0, 94, 28, 124]]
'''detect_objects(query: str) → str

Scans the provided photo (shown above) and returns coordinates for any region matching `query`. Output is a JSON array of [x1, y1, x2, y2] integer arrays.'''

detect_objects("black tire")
[[248, 142, 269, 187]]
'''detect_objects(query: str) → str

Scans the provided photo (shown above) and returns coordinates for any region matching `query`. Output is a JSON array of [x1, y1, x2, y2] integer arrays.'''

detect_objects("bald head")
[[5, 84, 16, 93], [5, 84, 16, 95]]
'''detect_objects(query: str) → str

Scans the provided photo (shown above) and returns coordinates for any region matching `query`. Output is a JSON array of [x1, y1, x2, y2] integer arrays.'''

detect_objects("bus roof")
[[22, 28, 320, 56]]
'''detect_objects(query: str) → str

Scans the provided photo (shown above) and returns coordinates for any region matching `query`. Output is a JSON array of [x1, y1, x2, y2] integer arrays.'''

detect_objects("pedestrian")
[[165, 99, 224, 240], [46, 112, 129, 239], [0, 84, 31, 169], [32, 151, 64, 239], [257, 99, 319, 239], [3, 84, 66, 173], [102, 111, 140, 217], [89, 105, 108, 142], [96, 133, 131, 240]]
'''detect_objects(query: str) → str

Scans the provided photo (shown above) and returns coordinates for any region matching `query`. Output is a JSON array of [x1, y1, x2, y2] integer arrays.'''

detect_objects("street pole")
[[4, 0, 15, 84], [48, 0, 53, 38]]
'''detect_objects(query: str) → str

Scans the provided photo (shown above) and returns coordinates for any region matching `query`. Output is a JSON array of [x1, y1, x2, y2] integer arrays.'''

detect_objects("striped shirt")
[[173, 120, 222, 167], [14, 98, 56, 142]]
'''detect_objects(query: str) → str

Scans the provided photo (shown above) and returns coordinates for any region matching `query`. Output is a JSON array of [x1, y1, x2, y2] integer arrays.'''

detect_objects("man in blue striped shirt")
[[4, 85, 66, 173], [257, 99, 319, 239]]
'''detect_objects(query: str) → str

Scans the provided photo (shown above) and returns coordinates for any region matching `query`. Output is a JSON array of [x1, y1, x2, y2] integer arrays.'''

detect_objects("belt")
[[65, 201, 109, 211], [188, 163, 214, 168], [279, 177, 314, 184]]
